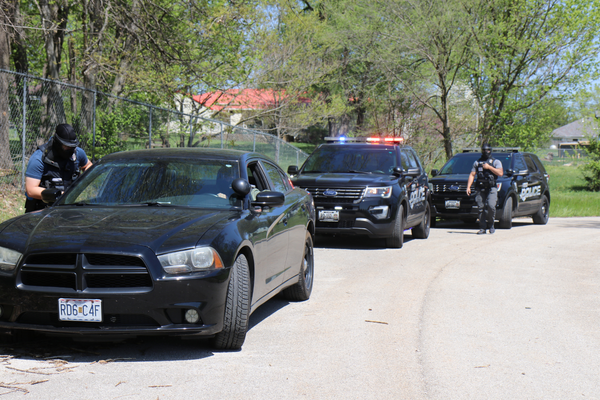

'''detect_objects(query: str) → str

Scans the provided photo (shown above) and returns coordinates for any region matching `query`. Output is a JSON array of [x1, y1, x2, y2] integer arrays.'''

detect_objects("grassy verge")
[[0, 191, 25, 222], [546, 164, 600, 217]]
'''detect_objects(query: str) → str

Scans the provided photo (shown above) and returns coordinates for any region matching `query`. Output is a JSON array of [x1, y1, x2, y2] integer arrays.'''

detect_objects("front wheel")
[[386, 204, 404, 248], [281, 232, 314, 301], [498, 196, 513, 229], [213, 254, 251, 350], [532, 195, 549, 224], [412, 201, 430, 239]]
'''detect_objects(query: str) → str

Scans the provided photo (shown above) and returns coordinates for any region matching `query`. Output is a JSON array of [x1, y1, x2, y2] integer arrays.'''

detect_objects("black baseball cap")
[[55, 124, 79, 147]]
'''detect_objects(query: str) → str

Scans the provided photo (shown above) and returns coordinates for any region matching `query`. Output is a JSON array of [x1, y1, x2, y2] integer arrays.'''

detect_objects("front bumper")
[[0, 269, 230, 337], [314, 199, 397, 238]]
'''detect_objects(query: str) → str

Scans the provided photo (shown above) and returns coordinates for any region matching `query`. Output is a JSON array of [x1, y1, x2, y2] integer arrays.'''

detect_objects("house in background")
[[550, 117, 599, 147]]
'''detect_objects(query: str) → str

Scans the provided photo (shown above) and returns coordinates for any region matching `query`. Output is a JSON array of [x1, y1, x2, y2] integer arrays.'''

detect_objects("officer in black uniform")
[[24, 124, 93, 212], [466, 143, 504, 234]]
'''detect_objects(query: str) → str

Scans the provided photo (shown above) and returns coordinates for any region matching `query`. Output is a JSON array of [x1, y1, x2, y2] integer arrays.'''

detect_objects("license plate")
[[445, 200, 460, 209], [318, 210, 339, 222], [58, 298, 102, 322]]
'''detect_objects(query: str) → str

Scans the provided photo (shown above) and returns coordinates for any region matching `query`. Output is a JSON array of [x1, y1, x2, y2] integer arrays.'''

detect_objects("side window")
[[523, 155, 538, 173], [247, 161, 268, 191], [402, 150, 419, 169], [262, 161, 289, 193], [530, 154, 548, 174], [512, 154, 527, 172], [407, 150, 422, 170]]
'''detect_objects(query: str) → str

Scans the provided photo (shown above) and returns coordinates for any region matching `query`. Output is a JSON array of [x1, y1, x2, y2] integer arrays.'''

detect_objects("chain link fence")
[[0, 69, 308, 194]]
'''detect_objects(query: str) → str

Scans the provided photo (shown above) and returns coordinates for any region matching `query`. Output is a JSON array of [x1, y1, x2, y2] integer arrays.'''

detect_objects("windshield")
[[439, 153, 511, 175], [59, 159, 242, 208], [302, 146, 397, 174]]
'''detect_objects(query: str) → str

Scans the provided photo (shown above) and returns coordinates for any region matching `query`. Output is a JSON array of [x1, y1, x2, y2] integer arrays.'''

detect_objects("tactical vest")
[[38, 138, 81, 191], [475, 156, 497, 189]]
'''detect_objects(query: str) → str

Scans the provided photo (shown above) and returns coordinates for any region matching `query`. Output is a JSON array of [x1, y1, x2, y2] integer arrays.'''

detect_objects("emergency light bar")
[[325, 136, 404, 144]]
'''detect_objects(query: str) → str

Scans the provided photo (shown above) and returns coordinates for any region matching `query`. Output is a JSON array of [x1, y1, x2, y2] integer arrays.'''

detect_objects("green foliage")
[[545, 165, 600, 216], [581, 137, 600, 191]]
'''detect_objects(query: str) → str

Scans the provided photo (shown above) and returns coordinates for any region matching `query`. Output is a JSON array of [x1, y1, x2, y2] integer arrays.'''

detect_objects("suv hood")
[[430, 174, 470, 184]]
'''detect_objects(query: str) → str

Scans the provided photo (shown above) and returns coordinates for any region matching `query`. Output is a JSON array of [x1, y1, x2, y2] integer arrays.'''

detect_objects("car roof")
[[318, 143, 413, 150], [101, 148, 269, 163]]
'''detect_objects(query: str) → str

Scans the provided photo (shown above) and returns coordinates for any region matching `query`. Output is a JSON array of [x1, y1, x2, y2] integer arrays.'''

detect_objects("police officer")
[[24, 124, 93, 212], [466, 143, 503, 234]]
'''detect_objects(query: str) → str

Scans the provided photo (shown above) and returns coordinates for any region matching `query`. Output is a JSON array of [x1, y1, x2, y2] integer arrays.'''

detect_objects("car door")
[[521, 154, 544, 211], [246, 159, 291, 297], [401, 149, 426, 226], [510, 153, 531, 215]]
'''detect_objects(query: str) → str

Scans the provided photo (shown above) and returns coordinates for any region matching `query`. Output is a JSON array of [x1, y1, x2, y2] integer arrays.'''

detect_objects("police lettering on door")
[[409, 186, 426, 209], [520, 184, 541, 201]]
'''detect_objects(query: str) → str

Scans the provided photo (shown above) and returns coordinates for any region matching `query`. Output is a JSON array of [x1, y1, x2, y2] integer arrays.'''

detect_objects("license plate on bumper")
[[318, 210, 339, 222], [445, 200, 460, 209], [58, 298, 102, 322]]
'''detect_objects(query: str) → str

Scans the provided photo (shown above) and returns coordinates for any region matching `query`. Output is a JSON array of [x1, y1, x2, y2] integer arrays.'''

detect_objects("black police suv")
[[429, 148, 550, 229], [288, 137, 431, 248]]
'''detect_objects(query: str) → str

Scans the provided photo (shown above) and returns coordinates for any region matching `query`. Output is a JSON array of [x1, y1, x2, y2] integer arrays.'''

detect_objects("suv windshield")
[[439, 153, 512, 175], [302, 146, 397, 174], [59, 159, 242, 208]]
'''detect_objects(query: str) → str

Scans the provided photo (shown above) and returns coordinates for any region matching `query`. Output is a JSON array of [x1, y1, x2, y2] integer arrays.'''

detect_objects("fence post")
[[253, 131, 256, 152], [92, 90, 97, 161], [20, 76, 27, 191], [220, 122, 223, 149], [149, 107, 153, 149]]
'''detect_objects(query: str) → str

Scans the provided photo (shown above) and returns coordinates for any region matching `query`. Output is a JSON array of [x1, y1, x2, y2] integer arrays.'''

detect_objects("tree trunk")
[[0, 4, 13, 169]]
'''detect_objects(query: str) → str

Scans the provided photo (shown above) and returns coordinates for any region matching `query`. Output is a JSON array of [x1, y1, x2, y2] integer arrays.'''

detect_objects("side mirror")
[[392, 167, 403, 176], [41, 188, 62, 204], [253, 191, 285, 207], [431, 169, 439, 177], [287, 165, 299, 175], [506, 169, 514, 177], [232, 178, 251, 196], [405, 168, 421, 177]]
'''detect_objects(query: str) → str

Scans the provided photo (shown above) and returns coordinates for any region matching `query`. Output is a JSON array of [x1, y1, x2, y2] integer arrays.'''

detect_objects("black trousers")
[[475, 187, 498, 229]]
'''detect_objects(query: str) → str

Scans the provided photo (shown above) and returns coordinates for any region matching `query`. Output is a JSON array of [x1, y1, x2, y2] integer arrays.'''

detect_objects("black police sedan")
[[429, 149, 550, 229], [288, 137, 431, 248], [0, 148, 315, 350]]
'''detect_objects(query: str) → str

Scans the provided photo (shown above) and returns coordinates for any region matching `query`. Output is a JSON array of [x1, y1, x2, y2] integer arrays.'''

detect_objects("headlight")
[[158, 247, 224, 275], [0, 246, 22, 272], [364, 186, 392, 198]]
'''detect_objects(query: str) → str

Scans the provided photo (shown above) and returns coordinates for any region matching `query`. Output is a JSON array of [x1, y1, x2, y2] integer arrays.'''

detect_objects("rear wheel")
[[281, 232, 314, 301], [532, 195, 549, 224], [498, 196, 513, 229], [412, 201, 430, 239], [213, 254, 250, 350], [386, 204, 404, 248]]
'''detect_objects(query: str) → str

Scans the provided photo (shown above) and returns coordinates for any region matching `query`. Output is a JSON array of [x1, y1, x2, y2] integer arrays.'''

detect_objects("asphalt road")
[[1, 217, 599, 400]]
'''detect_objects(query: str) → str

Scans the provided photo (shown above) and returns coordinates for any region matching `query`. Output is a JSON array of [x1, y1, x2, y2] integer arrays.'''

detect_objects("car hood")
[[293, 172, 396, 187], [429, 174, 471, 184], [0, 207, 235, 255]]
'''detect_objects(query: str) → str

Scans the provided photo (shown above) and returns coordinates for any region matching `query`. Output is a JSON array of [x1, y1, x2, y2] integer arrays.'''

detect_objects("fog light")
[[369, 205, 389, 219], [184, 309, 200, 324]]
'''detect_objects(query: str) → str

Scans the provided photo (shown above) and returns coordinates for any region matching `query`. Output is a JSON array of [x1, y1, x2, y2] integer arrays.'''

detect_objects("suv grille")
[[302, 187, 364, 203], [433, 183, 472, 193], [19, 253, 152, 291]]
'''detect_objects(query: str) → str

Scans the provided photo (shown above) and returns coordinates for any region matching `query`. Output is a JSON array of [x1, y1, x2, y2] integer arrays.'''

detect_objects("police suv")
[[429, 148, 550, 228], [287, 137, 431, 248]]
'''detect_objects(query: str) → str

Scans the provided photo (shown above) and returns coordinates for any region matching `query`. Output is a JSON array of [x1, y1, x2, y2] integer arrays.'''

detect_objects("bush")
[[582, 138, 600, 191]]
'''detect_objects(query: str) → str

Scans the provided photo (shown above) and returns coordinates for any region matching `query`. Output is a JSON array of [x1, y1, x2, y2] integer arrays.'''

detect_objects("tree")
[[466, 0, 600, 143]]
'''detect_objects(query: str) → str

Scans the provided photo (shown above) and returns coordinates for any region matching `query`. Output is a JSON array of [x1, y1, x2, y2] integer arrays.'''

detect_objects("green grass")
[[545, 164, 600, 217], [0, 191, 24, 222]]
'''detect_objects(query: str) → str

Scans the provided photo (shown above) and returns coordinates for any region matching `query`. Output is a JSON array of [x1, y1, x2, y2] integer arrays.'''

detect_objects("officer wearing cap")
[[24, 124, 93, 212], [466, 142, 503, 234]]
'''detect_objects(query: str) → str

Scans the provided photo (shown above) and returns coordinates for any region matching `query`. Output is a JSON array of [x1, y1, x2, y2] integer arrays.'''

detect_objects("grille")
[[17, 312, 159, 327], [303, 187, 364, 203], [20, 253, 152, 290], [433, 183, 473, 193]]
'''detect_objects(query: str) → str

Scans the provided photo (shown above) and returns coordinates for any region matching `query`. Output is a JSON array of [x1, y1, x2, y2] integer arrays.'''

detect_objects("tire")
[[213, 254, 250, 350], [412, 201, 430, 239], [281, 233, 314, 301], [532, 195, 549, 224], [386, 204, 404, 248], [498, 196, 513, 229]]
